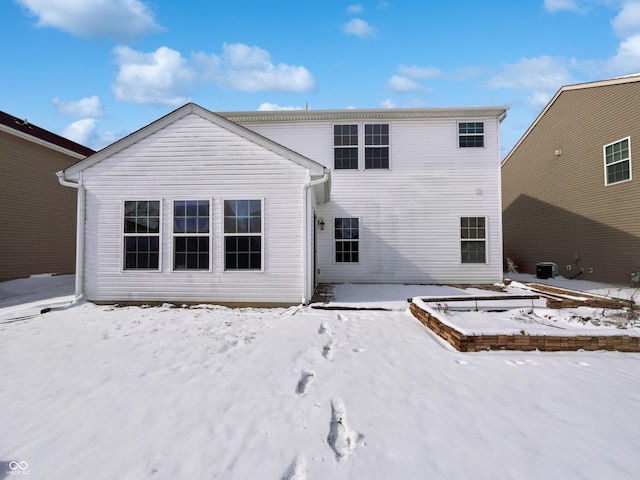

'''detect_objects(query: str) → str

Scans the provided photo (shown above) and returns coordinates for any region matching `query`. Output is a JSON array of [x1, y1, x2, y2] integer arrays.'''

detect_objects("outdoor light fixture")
[[318, 218, 325, 230]]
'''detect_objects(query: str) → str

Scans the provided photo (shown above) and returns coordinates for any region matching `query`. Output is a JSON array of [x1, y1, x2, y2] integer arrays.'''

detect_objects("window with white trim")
[[460, 217, 486, 263], [123, 200, 160, 270], [335, 218, 359, 262], [333, 123, 390, 169], [604, 137, 631, 185], [459, 122, 484, 148], [173, 200, 210, 270], [365, 124, 389, 169], [334, 124, 358, 169], [224, 199, 262, 270]]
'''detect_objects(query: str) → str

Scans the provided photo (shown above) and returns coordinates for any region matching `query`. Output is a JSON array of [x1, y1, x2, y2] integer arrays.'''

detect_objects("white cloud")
[[488, 55, 575, 108], [111, 46, 195, 106], [343, 18, 375, 38], [611, 1, 640, 38], [543, 0, 583, 12], [606, 33, 640, 74], [380, 99, 397, 108], [15, 0, 163, 41], [52, 96, 103, 118], [347, 4, 364, 14], [257, 103, 305, 111], [397, 65, 443, 80], [386, 75, 423, 92], [61, 118, 97, 146], [193, 43, 316, 93]]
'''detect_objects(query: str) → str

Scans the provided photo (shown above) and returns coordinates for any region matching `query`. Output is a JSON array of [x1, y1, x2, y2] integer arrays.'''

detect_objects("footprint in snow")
[[318, 322, 331, 334], [337, 313, 349, 322], [506, 359, 538, 366], [322, 339, 336, 360], [296, 371, 314, 395], [281, 455, 307, 480], [576, 361, 590, 367], [455, 359, 468, 366], [327, 399, 359, 460]]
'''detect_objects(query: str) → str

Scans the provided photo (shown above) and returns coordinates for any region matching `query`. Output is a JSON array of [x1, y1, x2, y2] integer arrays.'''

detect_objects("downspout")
[[56, 170, 85, 302], [302, 170, 329, 304]]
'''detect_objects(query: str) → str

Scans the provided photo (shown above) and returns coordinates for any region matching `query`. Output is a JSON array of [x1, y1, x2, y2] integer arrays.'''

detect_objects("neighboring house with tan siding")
[[0, 110, 95, 282], [502, 75, 640, 285]]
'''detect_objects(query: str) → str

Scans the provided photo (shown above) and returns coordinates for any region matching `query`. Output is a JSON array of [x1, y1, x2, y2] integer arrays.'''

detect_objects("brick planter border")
[[409, 302, 640, 353]]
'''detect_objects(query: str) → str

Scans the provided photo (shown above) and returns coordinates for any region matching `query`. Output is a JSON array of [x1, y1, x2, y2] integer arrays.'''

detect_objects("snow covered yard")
[[1, 276, 640, 479]]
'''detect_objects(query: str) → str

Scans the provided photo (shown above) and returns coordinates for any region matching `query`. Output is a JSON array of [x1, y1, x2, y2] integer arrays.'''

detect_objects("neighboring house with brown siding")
[[502, 75, 640, 285], [0, 110, 95, 282]]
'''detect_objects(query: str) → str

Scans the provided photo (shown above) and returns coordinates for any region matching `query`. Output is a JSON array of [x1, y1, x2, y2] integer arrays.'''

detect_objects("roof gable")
[[503, 74, 640, 165], [61, 103, 327, 180]]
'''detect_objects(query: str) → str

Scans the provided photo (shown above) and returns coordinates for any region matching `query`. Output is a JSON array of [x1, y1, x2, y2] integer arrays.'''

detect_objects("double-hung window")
[[334, 124, 359, 169], [460, 217, 486, 263], [604, 137, 631, 185], [364, 124, 389, 169], [123, 200, 160, 270], [459, 122, 484, 148], [335, 218, 359, 263], [224, 199, 262, 270], [173, 200, 210, 270]]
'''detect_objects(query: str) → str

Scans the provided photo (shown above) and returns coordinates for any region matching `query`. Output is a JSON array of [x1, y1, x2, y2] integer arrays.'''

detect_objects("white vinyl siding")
[[81, 113, 308, 304], [240, 116, 503, 284]]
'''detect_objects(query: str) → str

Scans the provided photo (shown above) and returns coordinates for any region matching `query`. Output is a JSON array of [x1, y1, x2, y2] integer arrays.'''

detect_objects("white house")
[[58, 103, 508, 306]]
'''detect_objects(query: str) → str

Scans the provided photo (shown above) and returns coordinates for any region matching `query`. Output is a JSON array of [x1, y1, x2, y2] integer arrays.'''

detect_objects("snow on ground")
[[1, 275, 640, 479]]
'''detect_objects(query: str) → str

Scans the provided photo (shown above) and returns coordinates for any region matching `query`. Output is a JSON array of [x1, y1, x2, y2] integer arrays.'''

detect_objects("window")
[[335, 218, 359, 262], [461, 217, 486, 263], [604, 137, 631, 185], [459, 122, 484, 148], [365, 124, 389, 169], [123, 200, 160, 270], [173, 200, 210, 270], [334, 124, 358, 169], [224, 200, 262, 270]]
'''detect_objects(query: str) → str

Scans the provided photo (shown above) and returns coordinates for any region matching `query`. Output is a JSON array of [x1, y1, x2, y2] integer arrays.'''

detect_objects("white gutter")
[[302, 170, 329, 304], [56, 170, 85, 302]]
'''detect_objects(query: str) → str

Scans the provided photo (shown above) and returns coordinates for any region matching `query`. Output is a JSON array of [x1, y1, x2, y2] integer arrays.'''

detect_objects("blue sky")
[[2, 0, 640, 157]]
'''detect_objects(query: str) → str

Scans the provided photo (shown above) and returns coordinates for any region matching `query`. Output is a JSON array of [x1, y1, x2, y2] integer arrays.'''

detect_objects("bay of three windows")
[[123, 199, 262, 271]]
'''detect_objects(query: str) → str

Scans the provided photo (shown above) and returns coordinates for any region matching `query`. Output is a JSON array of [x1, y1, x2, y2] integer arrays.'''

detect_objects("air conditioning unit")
[[536, 262, 558, 279]]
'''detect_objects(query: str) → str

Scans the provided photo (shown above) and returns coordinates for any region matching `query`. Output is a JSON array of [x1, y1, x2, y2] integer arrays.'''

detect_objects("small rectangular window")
[[334, 124, 359, 169], [123, 200, 160, 270], [459, 122, 484, 148], [461, 217, 486, 263], [335, 218, 359, 262], [604, 137, 631, 185], [224, 199, 262, 270], [365, 124, 389, 169], [173, 200, 210, 270]]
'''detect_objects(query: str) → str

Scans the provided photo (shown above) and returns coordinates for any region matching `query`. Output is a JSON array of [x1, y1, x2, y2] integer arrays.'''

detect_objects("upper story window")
[[123, 200, 160, 270], [364, 124, 389, 169], [460, 216, 486, 264], [604, 137, 631, 185], [459, 122, 484, 148], [334, 124, 358, 169], [334, 123, 390, 169], [173, 200, 210, 270]]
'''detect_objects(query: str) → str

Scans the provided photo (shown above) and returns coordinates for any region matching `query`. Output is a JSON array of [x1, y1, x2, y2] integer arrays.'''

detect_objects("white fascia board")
[[0, 123, 88, 160]]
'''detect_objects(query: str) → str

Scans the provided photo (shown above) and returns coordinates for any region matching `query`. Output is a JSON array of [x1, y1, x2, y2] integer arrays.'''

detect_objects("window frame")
[[458, 122, 485, 148], [171, 199, 212, 272], [334, 217, 360, 263], [364, 123, 390, 169], [333, 124, 359, 170], [122, 199, 162, 272], [222, 198, 264, 272], [603, 136, 632, 186], [332, 123, 391, 170], [460, 216, 487, 264]]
